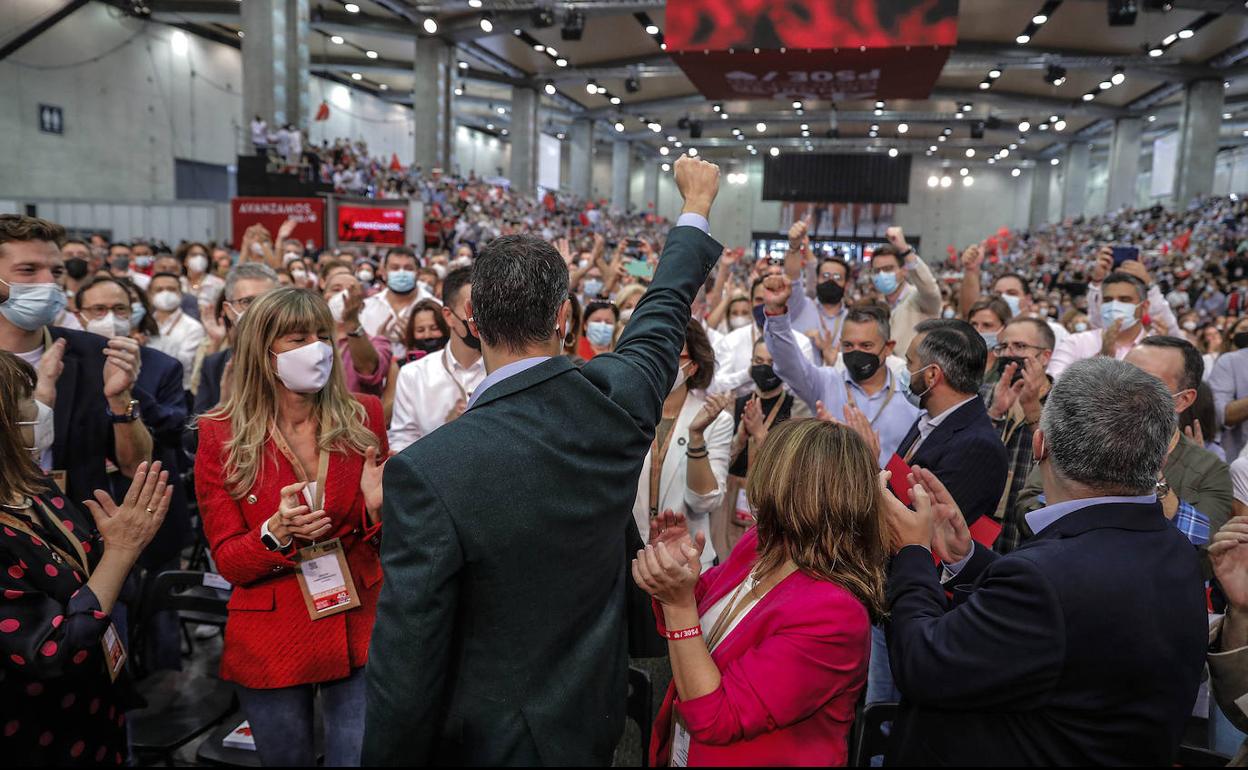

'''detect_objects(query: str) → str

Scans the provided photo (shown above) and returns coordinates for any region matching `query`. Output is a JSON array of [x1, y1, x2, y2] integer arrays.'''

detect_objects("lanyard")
[[440, 346, 471, 401], [816, 307, 845, 344], [0, 499, 90, 577], [649, 391, 688, 516], [159, 310, 181, 336], [270, 424, 330, 513], [704, 562, 798, 651], [859, 382, 898, 428]]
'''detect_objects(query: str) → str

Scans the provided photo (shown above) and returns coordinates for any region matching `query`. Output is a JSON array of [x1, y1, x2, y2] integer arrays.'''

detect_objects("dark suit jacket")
[[363, 225, 722, 766], [193, 348, 233, 416], [885, 500, 1207, 766], [896, 396, 1008, 524], [46, 327, 117, 506]]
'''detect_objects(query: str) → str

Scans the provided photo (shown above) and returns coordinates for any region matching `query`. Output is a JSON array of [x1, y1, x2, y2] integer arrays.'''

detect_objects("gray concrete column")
[[1061, 143, 1090, 219], [412, 36, 453, 173], [1174, 78, 1225, 205], [1106, 117, 1143, 212], [1029, 161, 1052, 229], [241, 0, 288, 135], [507, 86, 540, 196], [569, 118, 593, 199], [612, 140, 631, 212], [284, 0, 310, 128], [642, 160, 659, 212]]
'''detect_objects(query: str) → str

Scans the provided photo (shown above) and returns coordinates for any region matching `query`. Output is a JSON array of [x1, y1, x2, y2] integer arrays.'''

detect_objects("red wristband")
[[665, 625, 703, 641]]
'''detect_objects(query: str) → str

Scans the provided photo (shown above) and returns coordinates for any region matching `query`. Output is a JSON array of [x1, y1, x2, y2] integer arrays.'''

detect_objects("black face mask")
[[750, 364, 783, 392], [452, 311, 481, 350], [1235, 332, 1248, 350], [843, 350, 883, 382], [65, 258, 89, 280], [109, 257, 130, 273], [815, 280, 845, 306], [752, 304, 767, 331], [409, 337, 447, 354], [996, 355, 1028, 385]]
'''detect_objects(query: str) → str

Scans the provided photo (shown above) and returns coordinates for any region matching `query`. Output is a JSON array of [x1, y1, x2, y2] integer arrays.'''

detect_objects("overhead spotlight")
[[534, 44, 545, 52], [800, 123, 809, 131], [712, 104, 722, 113], [1017, 34, 1030, 44], [495, 105, 506, 115], [423, 17, 438, 34], [379, 83, 388, 91], [938, 135, 947, 142], [897, 123, 909, 134], [486, 123, 495, 130], [468, 0, 482, 7], [960, 167, 969, 177], [647, 122, 662, 133], [966, 148, 975, 158], [673, 140, 682, 147], [869, 131, 878, 138], [479, 15, 494, 33], [962, 103, 973, 112], [351, 72, 362, 80], [555, 58, 567, 67], [927, 175, 939, 188], [1082, 92, 1096, 101], [988, 68, 1002, 79], [929, 145, 938, 152], [501, 129, 509, 136], [941, 175, 953, 188], [1149, 47, 1164, 57], [688, 147, 698, 157], [1033, 14, 1048, 24], [1164, 33, 1178, 45], [988, 157, 996, 164], [1178, 28, 1194, 39], [344, 3, 359, 12], [544, 81, 556, 95], [561, 9, 586, 40], [963, 175, 975, 187], [645, 24, 659, 35], [756, 122, 767, 133], [454, 86, 464, 96], [610, 96, 621, 105], [874, 107, 884, 115], [1054, 119, 1067, 131], [614, 121, 624, 132], [769, 147, 780, 157], [1051, 157, 1061, 166], [659, 146, 669, 155], [943, 127, 953, 135], [625, 77, 641, 94], [1011, 168, 1021, 177], [791, 100, 803, 110], [979, 82, 991, 90], [1019, 120, 1031, 132], [330, 35, 344, 45], [1226, 112, 1234, 119], [366, 50, 378, 59], [1099, 80, 1112, 90], [586, 81, 598, 94], [661, 162, 671, 171], [801, 130, 810, 137], [1000, 148, 1010, 157], [1111, 67, 1126, 85], [458, 60, 469, 70], [888, 148, 899, 158], [875, 101, 885, 109], [871, 124, 880, 132], [556, 132, 565, 140], [1046, 64, 1067, 86]]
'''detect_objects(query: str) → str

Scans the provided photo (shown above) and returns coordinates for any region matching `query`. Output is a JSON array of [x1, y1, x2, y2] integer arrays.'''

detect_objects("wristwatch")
[[105, 398, 141, 424], [898, 247, 914, 259], [260, 518, 293, 552]]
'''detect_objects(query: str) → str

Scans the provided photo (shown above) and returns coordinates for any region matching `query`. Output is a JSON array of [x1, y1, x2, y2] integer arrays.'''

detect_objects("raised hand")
[[814, 399, 835, 423], [360, 445, 386, 524], [103, 336, 140, 401], [202, 305, 228, 348], [842, 393, 881, 463], [1119, 258, 1152, 288], [632, 537, 704, 608], [886, 226, 910, 255], [647, 509, 704, 570], [988, 363, 1023, 419], [1100, 317, 1124, 356], [961, 244, 984, 273], [1211, 517, 1248, 612], [1091, 247, 1114, 283], [690, 391, 732, 434], [911, 467, 972, 564], [673, 154, 720, 220], [82, 461, 172, 560], [343, 282, 365, 326], [759, 273, 793, 313], [741, 395, 770, 442], [35, 337, 66, 408], [1017, 357, 1048, 421], [879, 470, 935, 554], [788, 216, 811, 254], [275, 216, 297, 246], [1184, 419, 1205, 447]]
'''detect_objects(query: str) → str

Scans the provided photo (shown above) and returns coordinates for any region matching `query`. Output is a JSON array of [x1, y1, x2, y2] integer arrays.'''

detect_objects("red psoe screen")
[[337, 205, 407, 245]]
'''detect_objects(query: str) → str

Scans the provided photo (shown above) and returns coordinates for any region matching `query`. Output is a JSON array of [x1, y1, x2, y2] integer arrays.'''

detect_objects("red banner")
[[231, 197, 325, 250], [337, 204, 406, 246], [665, 0, 957, 101]]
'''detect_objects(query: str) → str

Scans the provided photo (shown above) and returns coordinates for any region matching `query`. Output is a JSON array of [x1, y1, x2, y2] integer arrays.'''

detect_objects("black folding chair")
[[848, 702, 898, 767], [128, 570, 236, 766], [1177, 744, 1232, 767], [627, 666, 653, 767]]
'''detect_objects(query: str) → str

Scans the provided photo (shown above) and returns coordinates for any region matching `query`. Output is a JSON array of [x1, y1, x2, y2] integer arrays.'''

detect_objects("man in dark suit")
[[883, 357, 1208, 765], [895, 318, 1008, 524], [363, 155, 723, 766], [192, 262, 278, 416]]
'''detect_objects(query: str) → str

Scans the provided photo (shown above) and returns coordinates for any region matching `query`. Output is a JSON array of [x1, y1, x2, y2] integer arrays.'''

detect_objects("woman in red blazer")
[[195, 287, 388, 767], [634, 418, 889, 767]]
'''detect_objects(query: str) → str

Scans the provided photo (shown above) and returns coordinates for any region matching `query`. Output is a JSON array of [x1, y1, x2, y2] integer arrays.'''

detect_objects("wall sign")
[[38, 105, 64, 135]]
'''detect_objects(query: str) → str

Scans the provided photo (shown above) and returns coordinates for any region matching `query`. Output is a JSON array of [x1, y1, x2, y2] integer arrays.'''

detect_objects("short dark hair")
[[967, 297, 1012, 326], [583, 300, 619, 324], [383, 247, 417, 269], [685, 318, 715, 391], [403, 298, 450, 348], [1004, 316, 1056, 350], [442, 266, 473, 309], [817, 256, 851, 279], [845, 305, 890, 342], [870, 244, 900, 267], [76, 275, 159, 337], [1137, 335, 1204, 392], [914, 318, 986, 395], [0, 215, 65, 250], [994, 272, 1031, 297], [1102, 271, 1147, 303], [471, 234, 569, 353]]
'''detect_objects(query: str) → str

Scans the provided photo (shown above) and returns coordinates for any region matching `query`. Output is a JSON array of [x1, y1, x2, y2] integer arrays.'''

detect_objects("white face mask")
[[152, 290, 181, 312], [187, 255, 209, 274], [728, 315, 752, 330], [18, 400, 54, 459], [431, 264, 448, 280], [670, 363, 689, 396], [619, 308, 634, 323], [85, 312, 131, 339], [328, 290, 348, 323], [273, 340, 334, 394]]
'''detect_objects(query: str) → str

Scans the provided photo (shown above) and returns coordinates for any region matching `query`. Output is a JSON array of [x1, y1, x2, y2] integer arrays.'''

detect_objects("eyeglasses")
[[225, 295, 260, 311], [992, 341, 1051, 355], [79, 304, 131, 318], [818, 271, 846, 283]]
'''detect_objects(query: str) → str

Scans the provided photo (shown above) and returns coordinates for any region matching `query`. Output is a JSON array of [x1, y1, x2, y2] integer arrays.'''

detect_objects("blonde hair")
[[203, 287, 378, 498], [746, 419, 889, 621]]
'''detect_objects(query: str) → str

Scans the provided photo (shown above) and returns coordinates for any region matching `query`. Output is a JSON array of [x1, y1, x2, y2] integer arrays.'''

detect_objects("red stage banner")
[[337, 205, 407, 246], [231, 197, 325, 250], [665, 0, 958, 101]]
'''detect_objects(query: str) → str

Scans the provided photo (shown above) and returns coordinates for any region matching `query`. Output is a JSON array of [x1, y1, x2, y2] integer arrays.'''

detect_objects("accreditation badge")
[[101, 622, 127, 682], [293, 538, 361, 621]]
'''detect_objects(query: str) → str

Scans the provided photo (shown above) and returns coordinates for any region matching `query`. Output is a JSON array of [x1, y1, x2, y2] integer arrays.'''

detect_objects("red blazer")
[[194, 394, 388, 689], [651, 528, 871, 767]]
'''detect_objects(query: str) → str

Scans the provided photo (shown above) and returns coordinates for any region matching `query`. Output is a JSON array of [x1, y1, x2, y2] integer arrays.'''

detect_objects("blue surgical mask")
[[0, 280, 67, 331], [1074, 321, 1089, 332], [873, 271, 899, 295], [1000, 293, 1022, 317], [387, 269, 417, 294], [586, 320, 615, 347], [131, 302, 147, 327], [980, 330, 999, 350], [1101, 300, 1138, 331], [582, 279, 604, 299]]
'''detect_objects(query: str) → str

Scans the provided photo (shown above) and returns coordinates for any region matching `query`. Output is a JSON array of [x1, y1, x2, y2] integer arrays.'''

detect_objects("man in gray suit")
[[363, 155, 724, 766]]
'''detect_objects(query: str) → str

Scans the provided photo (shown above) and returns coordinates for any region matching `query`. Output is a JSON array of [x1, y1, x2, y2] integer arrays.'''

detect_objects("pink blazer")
[[650, 528, 871, 767]]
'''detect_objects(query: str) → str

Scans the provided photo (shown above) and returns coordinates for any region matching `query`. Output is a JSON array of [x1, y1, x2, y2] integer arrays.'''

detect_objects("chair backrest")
[[627, 665, 653, 768], [1176, 744, 1231, 767], [848, 702, 898, 767], [144, 570, 231, 622]]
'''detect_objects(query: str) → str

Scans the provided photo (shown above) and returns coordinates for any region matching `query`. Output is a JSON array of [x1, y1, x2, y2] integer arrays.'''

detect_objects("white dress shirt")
[[710, 322, 815, 397], [148, 310, 205, 390], [388, 346, 487, 453]]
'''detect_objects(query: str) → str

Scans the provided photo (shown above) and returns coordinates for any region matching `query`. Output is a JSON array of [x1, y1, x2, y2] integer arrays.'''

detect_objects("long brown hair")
[[746, 419, 889, 621], [202, 287, 378, 498], [0, 352, 48, 503]]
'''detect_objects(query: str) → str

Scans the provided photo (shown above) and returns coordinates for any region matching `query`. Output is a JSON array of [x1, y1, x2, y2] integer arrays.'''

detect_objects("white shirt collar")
[[918, 394, 977, 439]]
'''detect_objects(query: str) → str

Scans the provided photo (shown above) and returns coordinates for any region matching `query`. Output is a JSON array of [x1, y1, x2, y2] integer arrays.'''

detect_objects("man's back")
[[887, 500, 1207, 765], [364, 222, 722, 766]]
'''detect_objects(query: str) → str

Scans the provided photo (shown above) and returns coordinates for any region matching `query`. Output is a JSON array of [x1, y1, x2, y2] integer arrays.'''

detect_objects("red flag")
[[389, 153, 402, 171], [315, 101, 330, 122]]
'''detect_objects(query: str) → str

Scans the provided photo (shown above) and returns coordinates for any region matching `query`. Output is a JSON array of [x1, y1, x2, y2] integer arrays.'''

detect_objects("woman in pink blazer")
[[634, 418, 889, 767]]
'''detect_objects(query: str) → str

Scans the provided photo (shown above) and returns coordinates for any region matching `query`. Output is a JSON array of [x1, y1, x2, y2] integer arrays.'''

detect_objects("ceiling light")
[[330, 35, 344, 45], [645, 24, 659, 34], [1178, 28, 1194, 39], [962, 103, 973, 112], [1111, 69, 1126, 86], [480, 16, 494, 33], [614, 121, 623, 132], [720, 113, 728, 119], [547, 47, 557, 56], [534, 44, 545, 52], [897, 123, 909, 134], [1017, 34, 1030, 44], [544, 82, 556, 95], [769, 147, 780, 157], [875, 101, 885, 109], [1019, 120, 1031, 132], [661, 162, 670, 171], [756, 122, 767, 133], [501, 129, 509, 136], [966, 148, 975, 158], [1054, 119, 1067, 131], [468, 0, 482, 7], [1225, 112, 1234, 119], [1033, 14, 1047, 24], [659, 146, 669, 155], [351, 72, 362, 80], [610, 96, 621, 105], [171, 29, 188, 55], [938, 135, 947, 142], [800, 123, 809, 131], [648, 122, 662, 132], [555, 58, 567, 67], [874, 107, 884, 115], [871, 124, 880, 131], [344, 3, 360, 12], [1012, 168, 1021, 177], [989, 68, 1002, 79], [673, 140, 682, 147], [941, 176, 952, 188], [487, 123, 495, 130], [379, 83, 388, 90], [496, 106, 506, 115], [963, 175, 975, 187], [869, 131, 878, 137], [423, 18, 438, 34], [1164, 34, 1178, 45], [927, 175, 939, 188], [1149, 47, 1164, 57], [458, 60, 468, 70], [888, 148, 899, 158], [1051, 157, 1061, 166], [1082, 93, 1095, 101], [793, 100, 803, 109], [556, 132, 565, 140], [586, 82, 598, 94], [960, 167, 969, 176], [979, 82, 991, 90], [366, 50, 378, 59], [454, 86, 464, 96], [1000, 148, 1010, 157], [929, 145, 937, 152], [688, 147, 698, 156]]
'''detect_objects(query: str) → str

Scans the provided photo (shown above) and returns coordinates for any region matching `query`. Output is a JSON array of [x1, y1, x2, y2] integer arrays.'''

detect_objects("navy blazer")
[[896, 396, 1008, 524], [885, 500, 1207, 766], [193, 348, 232, 417], [46, 327, 116, 506]]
